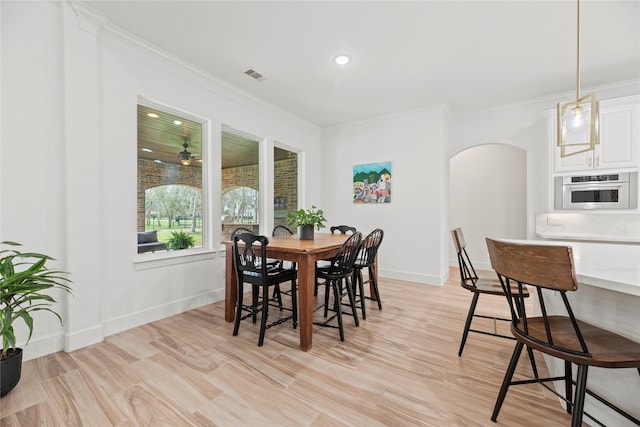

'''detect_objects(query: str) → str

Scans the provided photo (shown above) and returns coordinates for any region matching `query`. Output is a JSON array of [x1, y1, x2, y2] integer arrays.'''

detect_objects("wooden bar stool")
[[486, 238, 640, 427]]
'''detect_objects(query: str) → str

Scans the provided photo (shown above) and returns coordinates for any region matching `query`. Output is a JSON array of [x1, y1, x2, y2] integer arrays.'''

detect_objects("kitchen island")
[[502, 238, 639, 426]]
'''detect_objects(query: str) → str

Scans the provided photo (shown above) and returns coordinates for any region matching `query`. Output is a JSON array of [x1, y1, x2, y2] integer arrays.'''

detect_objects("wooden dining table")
[[224, 232, 351, 351]]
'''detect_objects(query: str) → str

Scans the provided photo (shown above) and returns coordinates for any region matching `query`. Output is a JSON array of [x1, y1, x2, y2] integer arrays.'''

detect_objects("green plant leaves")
[[166, 231, 196, 250], [0, 241, 72, 357], [286, 205, 326, 231]]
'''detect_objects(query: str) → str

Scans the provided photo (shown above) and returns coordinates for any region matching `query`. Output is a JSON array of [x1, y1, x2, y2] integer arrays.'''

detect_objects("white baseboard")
[[22, 289, 225, 361], [101, 289, 224, 338], [379, 268, 447, 286]]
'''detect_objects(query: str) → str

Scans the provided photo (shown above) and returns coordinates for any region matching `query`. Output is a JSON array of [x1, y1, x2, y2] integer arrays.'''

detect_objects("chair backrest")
[[330, 225, 357, 235], [485, 238, 587, 356], [231, 227, 255, 241], [356, 229, 384, 267], [451, 228, 479, 287], [272, 225, 294, 237], [233, 232, 269, 278], [326, 232, 363, 277]]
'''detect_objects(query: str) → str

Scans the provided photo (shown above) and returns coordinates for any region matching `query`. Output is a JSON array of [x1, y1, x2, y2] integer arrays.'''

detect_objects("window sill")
[[133, 248, 218, 270]]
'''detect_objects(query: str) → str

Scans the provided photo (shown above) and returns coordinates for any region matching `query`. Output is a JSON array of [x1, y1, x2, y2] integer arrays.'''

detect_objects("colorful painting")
[[353, 161, 392, 204]]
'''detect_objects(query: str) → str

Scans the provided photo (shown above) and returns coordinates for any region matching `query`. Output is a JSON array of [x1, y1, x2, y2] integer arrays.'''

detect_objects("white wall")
[[321, 106, 450, 285], [1, 1, 322, 361], [449, 144, 527, 270]]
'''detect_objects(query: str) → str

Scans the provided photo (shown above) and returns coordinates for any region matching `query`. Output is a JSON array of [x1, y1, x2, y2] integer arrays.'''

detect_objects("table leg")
[[225, 245, 236, 322], [298, 258, 314, 351]]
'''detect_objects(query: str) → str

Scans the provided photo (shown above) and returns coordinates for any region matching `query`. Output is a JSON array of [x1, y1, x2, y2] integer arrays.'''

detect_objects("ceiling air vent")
[[244, 69, 265, 81]]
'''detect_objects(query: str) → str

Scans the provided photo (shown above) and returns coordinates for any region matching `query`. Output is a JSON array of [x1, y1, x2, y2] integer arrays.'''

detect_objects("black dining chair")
[[314, 231, 362, 341], [270, 225, 296, 304], [451, 228, 531, 357], [232, 233, 298, 346], [314, 224, 357, 296], [330, 225, 357, 235], [486, 238, 640, 427], [352, 228, 384, 319]]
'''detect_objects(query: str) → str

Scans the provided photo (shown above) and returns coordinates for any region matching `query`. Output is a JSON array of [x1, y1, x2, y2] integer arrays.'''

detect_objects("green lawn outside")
[[145, 219, 203, 247]]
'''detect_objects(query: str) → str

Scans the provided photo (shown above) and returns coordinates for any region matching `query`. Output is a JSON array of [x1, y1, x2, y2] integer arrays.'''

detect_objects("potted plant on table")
[[287, 205, 326, 240], [0, 241, 72, 397]]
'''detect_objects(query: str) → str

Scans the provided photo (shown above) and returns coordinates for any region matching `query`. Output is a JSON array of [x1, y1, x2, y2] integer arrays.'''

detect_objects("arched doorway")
[[449, 143, 527, 270]]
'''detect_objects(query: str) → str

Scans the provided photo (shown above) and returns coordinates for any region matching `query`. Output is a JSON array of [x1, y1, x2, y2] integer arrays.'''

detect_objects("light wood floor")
[[0, 269, 577, 426]]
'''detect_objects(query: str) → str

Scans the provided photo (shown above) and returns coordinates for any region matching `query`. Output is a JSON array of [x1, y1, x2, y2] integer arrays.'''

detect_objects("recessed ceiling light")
[[173, 120, 182, 125], [142, 148, 153, 153], [334, 54, 351, 65], [154, 160, 162, 163], [147, 112, 159, 118]]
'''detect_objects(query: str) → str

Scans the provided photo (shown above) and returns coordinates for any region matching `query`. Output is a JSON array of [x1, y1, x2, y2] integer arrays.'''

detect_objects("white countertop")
[[501, 239, 640, 296]]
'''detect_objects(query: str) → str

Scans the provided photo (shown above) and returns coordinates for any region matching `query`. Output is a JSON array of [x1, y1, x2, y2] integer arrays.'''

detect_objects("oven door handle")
[[567, 184, 623, 191]]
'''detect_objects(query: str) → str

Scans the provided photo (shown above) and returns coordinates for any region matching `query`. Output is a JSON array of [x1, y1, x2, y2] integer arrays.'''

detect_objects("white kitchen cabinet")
[[552, 94, 639, 173]]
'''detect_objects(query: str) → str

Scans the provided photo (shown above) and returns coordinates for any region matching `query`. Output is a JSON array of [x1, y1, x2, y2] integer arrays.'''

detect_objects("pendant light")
[[557, 0, 599, 158]]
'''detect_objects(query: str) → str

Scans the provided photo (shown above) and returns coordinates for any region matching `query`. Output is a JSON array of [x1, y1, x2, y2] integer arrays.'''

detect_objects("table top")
[[223, 232, 349, 254]]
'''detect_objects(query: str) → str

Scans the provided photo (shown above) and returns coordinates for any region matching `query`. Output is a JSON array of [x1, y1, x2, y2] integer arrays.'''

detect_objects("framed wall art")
[[353, 161, 391, 204]]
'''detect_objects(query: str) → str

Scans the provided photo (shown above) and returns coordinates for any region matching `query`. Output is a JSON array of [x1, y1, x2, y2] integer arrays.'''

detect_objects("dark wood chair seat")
[[460, 277, 530, 297], [513, 316, 640, 368]]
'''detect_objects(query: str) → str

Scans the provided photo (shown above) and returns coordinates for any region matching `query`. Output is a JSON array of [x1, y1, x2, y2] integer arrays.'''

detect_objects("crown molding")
[[72, 2, 318, 131]]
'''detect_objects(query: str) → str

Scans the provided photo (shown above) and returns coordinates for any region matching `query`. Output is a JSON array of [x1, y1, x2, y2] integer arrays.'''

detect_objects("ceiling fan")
[[178, 136, 194, 166]]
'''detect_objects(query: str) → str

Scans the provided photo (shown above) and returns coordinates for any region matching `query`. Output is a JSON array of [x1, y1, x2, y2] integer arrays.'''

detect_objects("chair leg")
[[459, 292, 480, 357], [571, 365, 588, 427], [344, 276, 359, 327], [332, 281, 345, 341], [258, 285, 269, 346], [272, 284, 283, 310], [565, 361, 573, 414], [323, 280, 331, 318], [369, 265, 382, 310], [251, 285, 259, 324], [352, 268, 367, 320], [233, 282, 244, 336], [491, 341, 524, 422], [291, 279, 298, 329], [526, 346, 539, 379]]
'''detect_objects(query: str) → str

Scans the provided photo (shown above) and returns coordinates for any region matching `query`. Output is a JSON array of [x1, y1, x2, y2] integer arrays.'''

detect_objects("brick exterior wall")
[[138, 153, 297, 236], [137, 159, 202, 231]]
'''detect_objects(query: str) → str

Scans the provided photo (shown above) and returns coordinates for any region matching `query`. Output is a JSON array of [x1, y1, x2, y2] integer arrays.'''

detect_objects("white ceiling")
[[82, 0, 640, 128]]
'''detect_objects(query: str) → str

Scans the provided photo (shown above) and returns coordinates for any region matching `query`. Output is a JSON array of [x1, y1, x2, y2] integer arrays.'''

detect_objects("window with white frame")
[[137, 102, 205, 253]]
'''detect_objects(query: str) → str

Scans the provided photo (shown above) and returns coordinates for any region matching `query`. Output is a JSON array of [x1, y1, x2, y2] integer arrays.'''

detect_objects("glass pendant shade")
[[557, 93, 599, 157]]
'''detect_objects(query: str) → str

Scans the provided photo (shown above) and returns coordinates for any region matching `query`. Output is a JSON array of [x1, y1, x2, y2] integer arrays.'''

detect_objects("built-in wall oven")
[[554, 172, 638, 210]]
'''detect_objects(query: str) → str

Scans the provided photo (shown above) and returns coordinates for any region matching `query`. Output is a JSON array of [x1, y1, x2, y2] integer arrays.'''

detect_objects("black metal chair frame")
[[352, 228, 384, 320], [314, 232, 362, 341], [451, 228, 531, 357], [232, 233, 298, 346], [486, 238, 640, 427]]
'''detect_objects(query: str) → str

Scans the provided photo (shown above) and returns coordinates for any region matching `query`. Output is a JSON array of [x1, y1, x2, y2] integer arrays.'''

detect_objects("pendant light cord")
[[576, 0, 581, 100]]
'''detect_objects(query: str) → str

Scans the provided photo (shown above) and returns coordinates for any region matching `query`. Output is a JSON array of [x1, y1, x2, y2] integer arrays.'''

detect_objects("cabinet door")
[[597, 96, 639, 169]]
